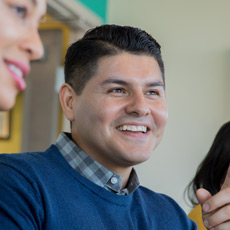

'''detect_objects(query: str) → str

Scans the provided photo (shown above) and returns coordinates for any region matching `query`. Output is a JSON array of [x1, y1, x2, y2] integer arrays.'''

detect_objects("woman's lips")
[[5, 59, 30, 91]]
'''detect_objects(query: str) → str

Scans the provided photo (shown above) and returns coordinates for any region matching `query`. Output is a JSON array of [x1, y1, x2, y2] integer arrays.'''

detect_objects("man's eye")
[[12, 5, 27, 18], [146, 90, 159, 95], [109, 88, 124, 93]]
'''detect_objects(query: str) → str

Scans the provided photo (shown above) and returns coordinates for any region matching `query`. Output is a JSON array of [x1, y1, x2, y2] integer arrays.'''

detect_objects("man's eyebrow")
[[101, 79, 165, 89], [101, 79, 129, 86], [146, 81, 165, 88]]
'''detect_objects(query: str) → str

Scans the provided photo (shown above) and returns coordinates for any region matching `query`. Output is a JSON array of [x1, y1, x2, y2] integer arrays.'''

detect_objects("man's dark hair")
[[65, 24, 165, 95]]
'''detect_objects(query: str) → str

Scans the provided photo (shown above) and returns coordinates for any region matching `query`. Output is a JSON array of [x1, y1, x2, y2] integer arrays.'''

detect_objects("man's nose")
[[125, 93, 150, 117]]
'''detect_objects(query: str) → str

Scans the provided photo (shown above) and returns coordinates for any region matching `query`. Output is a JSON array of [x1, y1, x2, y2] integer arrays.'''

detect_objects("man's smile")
[[117, 125, 148, 133]]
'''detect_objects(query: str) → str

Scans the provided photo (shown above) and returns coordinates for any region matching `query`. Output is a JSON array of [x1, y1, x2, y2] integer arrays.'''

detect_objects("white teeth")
[[118, 125, 147, 133], [9, 64, 23, 78], [132, 126, 137, 131]]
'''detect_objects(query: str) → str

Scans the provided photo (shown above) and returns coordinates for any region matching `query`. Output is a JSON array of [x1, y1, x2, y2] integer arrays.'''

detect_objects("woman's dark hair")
[[64, 24, 164, 95], [185, 121, 230, 206]]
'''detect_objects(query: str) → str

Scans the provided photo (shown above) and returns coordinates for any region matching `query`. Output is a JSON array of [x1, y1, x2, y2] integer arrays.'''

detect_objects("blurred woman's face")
[[0, 0, 46, 111]]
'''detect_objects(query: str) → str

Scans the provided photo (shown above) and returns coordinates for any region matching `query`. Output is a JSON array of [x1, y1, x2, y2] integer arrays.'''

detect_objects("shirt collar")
[[56, 132, 139, 195]]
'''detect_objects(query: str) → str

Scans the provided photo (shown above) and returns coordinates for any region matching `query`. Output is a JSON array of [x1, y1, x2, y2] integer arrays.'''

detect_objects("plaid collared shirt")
[[56, 132, 140, 195]]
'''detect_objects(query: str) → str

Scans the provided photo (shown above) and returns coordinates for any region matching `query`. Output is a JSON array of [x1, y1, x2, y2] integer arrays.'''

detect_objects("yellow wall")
[[0, 15, 70, 153], [40, 14, 70, 65], [0, 94, 23, 153]]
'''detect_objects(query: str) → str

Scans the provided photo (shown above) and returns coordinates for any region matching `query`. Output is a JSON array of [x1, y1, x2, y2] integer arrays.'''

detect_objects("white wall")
[[107, 0, 230, 213]]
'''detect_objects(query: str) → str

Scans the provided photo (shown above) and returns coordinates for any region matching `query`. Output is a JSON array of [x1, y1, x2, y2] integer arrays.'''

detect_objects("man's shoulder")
[[0, 146, 62, 229], [136, 185, 177, 204], [135, 186, 197, 229], [136, 185, 183, 210], [0, 145, 61, 175], [0, 144, 58, 161]]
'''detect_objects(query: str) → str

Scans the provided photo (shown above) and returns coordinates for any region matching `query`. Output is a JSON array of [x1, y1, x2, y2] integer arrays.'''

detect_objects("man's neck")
[[112, 167, 133, 190], [71, 132, 134, 189]]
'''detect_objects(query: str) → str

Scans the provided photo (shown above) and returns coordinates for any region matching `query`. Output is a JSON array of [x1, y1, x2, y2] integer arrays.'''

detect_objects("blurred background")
[[0, 0, 229, 213]]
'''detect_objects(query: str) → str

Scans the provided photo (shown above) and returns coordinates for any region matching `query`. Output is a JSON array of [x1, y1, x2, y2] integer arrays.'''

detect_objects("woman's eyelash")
[[12, 5, 27, 18]]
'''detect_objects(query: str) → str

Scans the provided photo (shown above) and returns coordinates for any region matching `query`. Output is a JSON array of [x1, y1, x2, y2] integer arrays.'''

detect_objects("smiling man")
[[0, 25, 197, 229], [61, 51, 168, 189]]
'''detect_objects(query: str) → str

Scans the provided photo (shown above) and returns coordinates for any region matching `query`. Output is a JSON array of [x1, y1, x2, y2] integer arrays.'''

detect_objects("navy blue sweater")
[[0, 145, 197, 229]]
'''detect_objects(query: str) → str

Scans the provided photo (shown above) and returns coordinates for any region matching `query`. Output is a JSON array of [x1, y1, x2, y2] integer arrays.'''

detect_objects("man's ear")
[[59, 83, 76, 122]]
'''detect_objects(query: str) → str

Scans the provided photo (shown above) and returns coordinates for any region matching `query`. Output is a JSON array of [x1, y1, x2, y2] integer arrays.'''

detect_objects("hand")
[[197, 165, 230, 229]]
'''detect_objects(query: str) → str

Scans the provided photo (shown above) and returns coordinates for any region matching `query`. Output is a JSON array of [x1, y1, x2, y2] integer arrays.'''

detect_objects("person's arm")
[[197, 165, 230, 229]]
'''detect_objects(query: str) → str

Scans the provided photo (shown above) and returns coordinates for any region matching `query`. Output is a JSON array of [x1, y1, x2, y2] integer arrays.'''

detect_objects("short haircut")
[[65, 24, 165, 95]]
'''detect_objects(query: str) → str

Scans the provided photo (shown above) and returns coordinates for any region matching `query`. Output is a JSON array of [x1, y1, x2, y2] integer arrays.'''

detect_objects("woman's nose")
[[21, 26, 44, 60]]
